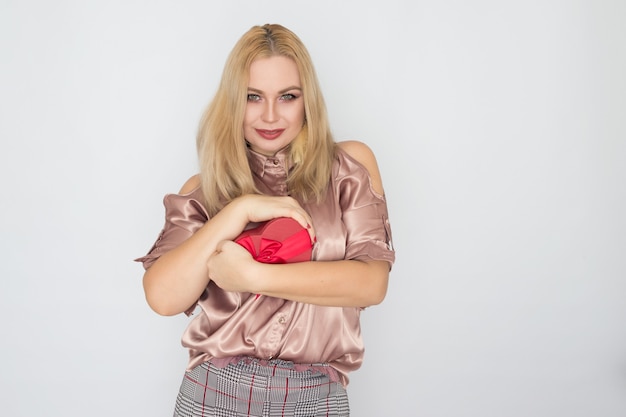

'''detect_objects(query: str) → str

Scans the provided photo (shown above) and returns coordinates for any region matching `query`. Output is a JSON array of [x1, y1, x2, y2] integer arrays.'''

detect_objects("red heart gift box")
[[235, 217, 313, 264]]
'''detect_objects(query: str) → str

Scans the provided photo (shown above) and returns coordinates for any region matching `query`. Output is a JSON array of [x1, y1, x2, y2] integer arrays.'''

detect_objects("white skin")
[[142, 55, 389, 316], [243, 55, 305, 156]]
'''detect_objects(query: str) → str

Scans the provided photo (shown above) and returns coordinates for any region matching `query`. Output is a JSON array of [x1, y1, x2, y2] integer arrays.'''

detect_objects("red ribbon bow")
[[236, 230, 312, 264], [234, 218, 313, 300]]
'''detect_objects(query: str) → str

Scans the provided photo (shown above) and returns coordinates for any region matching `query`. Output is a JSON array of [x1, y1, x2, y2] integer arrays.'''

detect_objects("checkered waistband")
[[173, 358, 350, 416]]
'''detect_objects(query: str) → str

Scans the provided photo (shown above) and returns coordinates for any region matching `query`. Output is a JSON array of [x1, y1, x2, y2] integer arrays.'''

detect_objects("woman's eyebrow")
[[247, 86, 302, 94]]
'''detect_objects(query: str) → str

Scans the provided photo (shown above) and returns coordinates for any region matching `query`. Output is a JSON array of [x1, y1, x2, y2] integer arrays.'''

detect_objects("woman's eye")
[[247, 94, 261, 102], [280, 93, 298, 101]]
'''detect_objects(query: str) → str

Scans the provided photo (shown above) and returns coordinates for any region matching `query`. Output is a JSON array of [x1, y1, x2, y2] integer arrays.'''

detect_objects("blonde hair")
[[196, 24, 335, 216]]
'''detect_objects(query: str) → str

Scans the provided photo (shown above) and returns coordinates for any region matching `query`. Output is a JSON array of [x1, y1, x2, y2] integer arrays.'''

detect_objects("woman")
[[137, 23, 395, 417]]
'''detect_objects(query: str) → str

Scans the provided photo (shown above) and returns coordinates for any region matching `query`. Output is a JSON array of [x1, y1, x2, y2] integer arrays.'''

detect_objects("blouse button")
[[278, 316, 286, 324]]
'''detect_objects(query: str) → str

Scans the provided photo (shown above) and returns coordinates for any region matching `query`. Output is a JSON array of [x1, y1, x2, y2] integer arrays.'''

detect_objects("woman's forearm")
[[251, 259, 389, 308]]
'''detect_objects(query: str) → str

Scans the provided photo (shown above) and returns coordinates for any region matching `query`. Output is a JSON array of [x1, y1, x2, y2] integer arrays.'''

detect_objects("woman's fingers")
[[241, 195, 316, 242]]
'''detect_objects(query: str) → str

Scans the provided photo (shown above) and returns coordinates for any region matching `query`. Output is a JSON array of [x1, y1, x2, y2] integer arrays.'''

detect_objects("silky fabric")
[[137, 146, 395, 386]]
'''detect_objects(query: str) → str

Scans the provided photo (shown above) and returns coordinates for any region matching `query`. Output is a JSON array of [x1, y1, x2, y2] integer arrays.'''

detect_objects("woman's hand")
[[234, 194, 316, 242], [207, 240, 260, 293]]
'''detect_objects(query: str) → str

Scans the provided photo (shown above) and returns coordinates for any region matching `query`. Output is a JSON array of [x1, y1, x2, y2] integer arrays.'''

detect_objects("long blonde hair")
[[196, 24, 335, 216]]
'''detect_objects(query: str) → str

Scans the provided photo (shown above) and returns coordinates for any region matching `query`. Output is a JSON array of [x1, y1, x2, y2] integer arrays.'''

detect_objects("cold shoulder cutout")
[[179, 174, 201, 195]]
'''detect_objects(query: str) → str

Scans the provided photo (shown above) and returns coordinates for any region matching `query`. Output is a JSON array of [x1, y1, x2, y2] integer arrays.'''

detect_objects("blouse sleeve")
[[135, 187, 209, 270], [336, 150, 395, 269]]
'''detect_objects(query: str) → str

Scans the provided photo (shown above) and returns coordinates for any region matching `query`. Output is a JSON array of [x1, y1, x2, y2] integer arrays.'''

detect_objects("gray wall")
[[1, 1, 625, 416]]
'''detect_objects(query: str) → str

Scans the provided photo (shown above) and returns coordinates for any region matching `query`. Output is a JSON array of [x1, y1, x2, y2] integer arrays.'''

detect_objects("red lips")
[[255, 129, 285, 140]]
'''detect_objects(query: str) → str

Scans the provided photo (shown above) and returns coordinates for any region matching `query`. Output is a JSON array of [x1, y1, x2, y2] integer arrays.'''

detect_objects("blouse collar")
[[246, 146, 293, 178]]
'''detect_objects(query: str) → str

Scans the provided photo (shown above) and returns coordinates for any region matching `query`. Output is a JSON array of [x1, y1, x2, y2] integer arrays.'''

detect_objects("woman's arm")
[[142, 176, 315, 316], [208, 246, 389, 307], [207, 141, 391, 308], [258, 259, 389, 307]]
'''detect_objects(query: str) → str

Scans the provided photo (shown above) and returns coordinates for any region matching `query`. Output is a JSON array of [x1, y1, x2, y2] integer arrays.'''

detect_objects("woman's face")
[[243, 55, 305, 156]]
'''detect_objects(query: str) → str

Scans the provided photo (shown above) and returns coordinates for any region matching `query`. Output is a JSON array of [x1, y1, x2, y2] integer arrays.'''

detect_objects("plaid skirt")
[[173, 358, 350, 417]]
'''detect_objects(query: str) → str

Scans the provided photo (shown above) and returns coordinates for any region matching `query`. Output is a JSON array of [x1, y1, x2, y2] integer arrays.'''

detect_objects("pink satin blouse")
[[137, 146, 395, 385]]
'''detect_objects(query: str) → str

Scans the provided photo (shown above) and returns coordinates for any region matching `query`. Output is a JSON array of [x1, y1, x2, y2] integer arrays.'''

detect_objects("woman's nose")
[[261, 101, 278, 123]]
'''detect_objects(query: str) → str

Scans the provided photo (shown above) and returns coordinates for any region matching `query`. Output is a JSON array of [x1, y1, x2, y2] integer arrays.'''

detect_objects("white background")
[[1, 1, 625, 416]]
